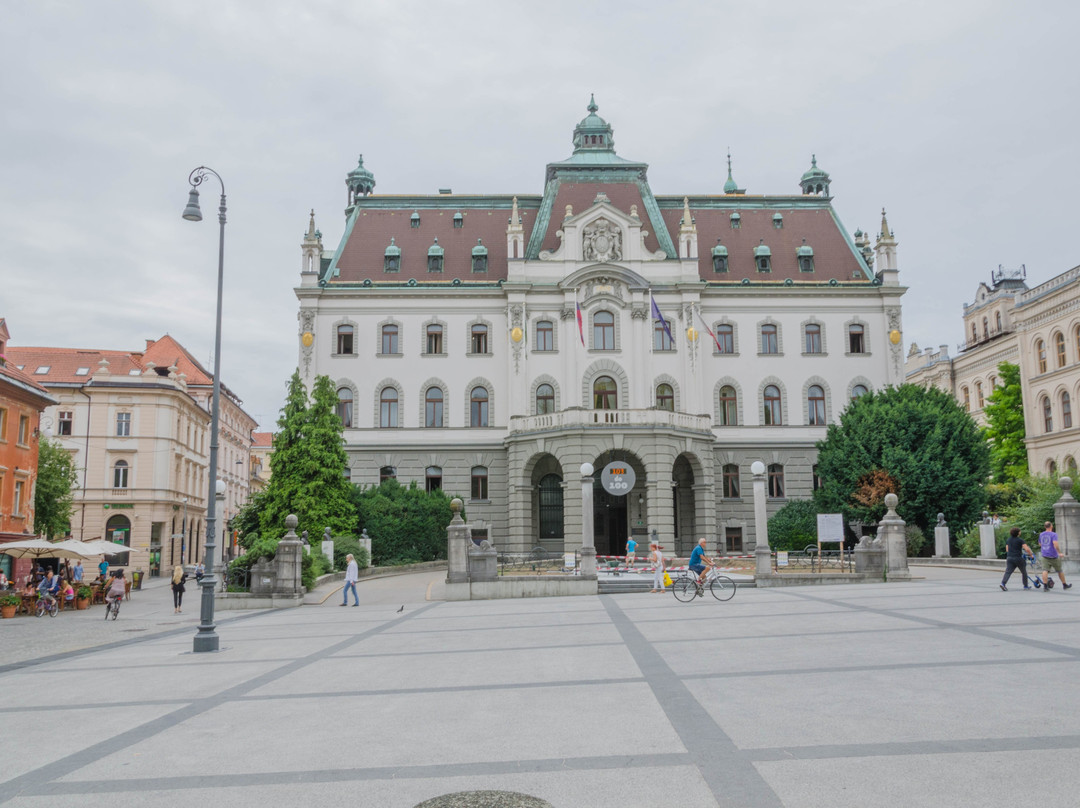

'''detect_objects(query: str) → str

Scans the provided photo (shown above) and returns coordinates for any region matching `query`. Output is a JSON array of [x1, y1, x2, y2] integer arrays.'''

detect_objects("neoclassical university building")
[[296, 99, 906, 556]]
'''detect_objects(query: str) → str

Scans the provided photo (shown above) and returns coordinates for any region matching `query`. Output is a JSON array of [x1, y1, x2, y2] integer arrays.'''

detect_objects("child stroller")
[[1024, 553, 1053, 589]]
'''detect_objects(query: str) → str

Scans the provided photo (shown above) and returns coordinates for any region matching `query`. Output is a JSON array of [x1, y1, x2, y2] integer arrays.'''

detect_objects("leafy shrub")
[[230, 534, 280, 573], [301, 552, 329, 591], [352, 479, 453, 565], [330, 536, 370, 571], [905, 524, 927, 557], [767, 499, 821, 552]]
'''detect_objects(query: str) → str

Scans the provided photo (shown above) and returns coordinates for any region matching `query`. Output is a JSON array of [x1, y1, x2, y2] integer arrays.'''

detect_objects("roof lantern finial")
[[572, 94, 615, 154], [799, 153, 830, 196], [588, 93, 598, 114], [880, 208, 892, 239], [723, 149, 739, 194], [306, 210, 317, 239], [346, 153, 376, 201]]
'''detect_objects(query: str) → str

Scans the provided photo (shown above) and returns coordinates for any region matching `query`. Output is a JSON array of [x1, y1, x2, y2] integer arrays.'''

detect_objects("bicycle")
[[35, 595, 59, 618], [104, 595, 121, 620], [672, 567, 736, 602]]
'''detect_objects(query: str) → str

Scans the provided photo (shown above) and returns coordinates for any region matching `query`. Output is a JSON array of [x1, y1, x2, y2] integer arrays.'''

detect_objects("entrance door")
[[593, 487, 628, 556]]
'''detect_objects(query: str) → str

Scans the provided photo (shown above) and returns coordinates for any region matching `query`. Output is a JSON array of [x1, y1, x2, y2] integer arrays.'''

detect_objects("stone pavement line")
[[742, 733, 1080, 761], [600, 596, 784, 808], [0, 603, 441, 805]]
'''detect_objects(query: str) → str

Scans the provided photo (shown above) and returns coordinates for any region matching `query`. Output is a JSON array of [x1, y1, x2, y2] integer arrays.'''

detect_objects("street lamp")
[[182, 166, 227, 653]]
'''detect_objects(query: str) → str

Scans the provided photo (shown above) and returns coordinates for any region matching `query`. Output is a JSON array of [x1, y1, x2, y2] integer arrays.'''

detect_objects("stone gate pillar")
[[751, 461, 772, 577], [579, 463, 597, 578], [878, 493, 911, 580], [446, 499, 469, 584], [273, 515, 304, 597], [1054, 477, 1079, 575]]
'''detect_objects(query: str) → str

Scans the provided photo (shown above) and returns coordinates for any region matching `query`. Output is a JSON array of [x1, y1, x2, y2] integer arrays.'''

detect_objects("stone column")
[[445, 498, 469, 584], [273, 515, 304, 597], [978, 511, 996, 559], [1054, 477, 1080, 575], [579, 463, 597, 578], [934, 513, 951, 558], [751, 461, 772, 577], [878, 493, 911, 580]]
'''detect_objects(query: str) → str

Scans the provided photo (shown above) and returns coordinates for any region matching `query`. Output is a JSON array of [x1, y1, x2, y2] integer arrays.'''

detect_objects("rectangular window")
[[848, 325, 865, 354], [426, 325, 444, 354], [653, 320, 674, 351], [768, 464, 785, 498], [471, 325, 489, 354], [812, 465, 822, 492], [761, 325, 778, 354], [471, 466, 489, 500], [725, 527, 743, 553], [379, 466, 396, 483], [381, 325, 399, 354], [13, 480, 24, 516], [58, 411, 73, 436], [716, 325, 734, 354], [805, 325, 822, 354], [116, 412, 131, 437], [0, 407, 6, 441], [336, 326, 354, 355], [536, 321, 554, 352], [18, 415, 30, 445], [425, 467, 442, 493], [722, 464, 740, 498]]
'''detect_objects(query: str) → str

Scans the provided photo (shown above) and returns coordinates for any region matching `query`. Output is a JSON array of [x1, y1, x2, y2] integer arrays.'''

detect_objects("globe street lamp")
[[182, 166, 226, 653]]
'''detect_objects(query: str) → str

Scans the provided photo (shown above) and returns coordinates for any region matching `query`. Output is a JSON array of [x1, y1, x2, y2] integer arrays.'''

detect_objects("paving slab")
[[2, 565, 1077, 807]]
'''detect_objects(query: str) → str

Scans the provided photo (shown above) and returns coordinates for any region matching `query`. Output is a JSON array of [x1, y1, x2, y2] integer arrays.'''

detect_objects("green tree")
[[352, 478, 454, 565], [34, 437, 79, 539], [814, 384, 990, 534], [982, 362, 1028, 483], [767, 499, 821, 552], [257, 371, 355, 540]]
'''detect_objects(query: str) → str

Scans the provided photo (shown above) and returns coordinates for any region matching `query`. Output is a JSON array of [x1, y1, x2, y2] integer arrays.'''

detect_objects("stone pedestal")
[[359, 528, 372, 564], [273, 515, 304, 596], [1053, 477, 1080, 575], [468, 544, 498, 582], [978, 523, 997, 559], [446, 499, 469, 584], [934, 524, 950, 558], [878, 494, 911, 580], [321, 540, 334, 566], [855, 543, 885, 576], [250, 557, 275, 596]]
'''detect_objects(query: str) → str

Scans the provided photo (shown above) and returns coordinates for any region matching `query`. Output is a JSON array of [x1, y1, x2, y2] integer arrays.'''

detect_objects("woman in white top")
[[650, 542, 666, 593], [341, 553, 359, 606]]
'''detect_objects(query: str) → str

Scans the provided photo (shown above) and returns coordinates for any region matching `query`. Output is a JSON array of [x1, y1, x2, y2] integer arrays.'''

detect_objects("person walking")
[[649, 541, 666, 593], [72, 561, 83, 583], [625, 536, 637, 569], [1038, 521, 1072, 591], [341, 553, 359, 606], [1000, 527, 1034, 591], [171, 565, 188, 613]]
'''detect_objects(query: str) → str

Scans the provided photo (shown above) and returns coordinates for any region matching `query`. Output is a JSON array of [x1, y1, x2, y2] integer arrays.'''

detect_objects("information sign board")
[[600, 462, 636, 496]]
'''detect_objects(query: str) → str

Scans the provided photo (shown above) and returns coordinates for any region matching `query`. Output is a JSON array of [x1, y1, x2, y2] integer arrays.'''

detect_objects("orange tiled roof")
[[251, 431, 273, 447]]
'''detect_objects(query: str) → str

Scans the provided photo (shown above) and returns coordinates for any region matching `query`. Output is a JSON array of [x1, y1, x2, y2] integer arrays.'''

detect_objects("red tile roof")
[[542, 183, 660, 254], [0, 358, 54, 401], [4, 347, 146, 385], [251, 431, 273, 447], [141, 335, 213, 386]]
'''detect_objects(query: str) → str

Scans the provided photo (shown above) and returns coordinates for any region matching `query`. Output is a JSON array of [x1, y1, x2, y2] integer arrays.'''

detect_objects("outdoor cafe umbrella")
[[0, 539, 94, 560], [78, 540, 130, 557]]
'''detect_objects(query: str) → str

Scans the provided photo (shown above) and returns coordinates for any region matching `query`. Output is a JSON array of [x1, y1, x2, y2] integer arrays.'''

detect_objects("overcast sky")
[[3, 0, 1077, 431]]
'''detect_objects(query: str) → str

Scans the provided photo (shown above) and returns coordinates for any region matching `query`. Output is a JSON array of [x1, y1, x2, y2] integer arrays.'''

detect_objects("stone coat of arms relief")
[[582, 218, 622, 263]]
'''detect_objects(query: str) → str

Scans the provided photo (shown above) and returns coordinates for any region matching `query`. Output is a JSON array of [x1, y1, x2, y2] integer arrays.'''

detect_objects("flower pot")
[[1, 604, 16, 619], [75, 597, 90, 610]]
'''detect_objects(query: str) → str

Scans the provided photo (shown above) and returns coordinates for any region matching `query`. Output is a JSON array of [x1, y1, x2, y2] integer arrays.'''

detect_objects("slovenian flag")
[[696, 308, 723, 353], [575, 289, 585, 347], [651, 293, 674, 346]]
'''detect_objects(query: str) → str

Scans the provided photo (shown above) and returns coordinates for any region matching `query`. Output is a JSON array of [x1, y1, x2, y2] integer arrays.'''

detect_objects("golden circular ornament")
[[687, 327, 699, 342], [889, 329, 901, 345], [301, 332, 314, 347], [510, 327, 524, 343]]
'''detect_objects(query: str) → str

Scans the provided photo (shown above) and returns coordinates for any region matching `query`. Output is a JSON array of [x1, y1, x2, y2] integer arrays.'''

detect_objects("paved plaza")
[[1, 566, 1077, 807]]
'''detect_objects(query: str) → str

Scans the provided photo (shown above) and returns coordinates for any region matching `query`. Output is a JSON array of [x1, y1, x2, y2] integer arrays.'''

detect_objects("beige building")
[[906, 264, 1080, 475], [249, 431, 272, 493], [6, 335, 258, 576]]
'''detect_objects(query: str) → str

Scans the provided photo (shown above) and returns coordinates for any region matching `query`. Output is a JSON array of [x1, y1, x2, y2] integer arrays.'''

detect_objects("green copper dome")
[[572, 94, 616, 154], [723, 152, 739, 194], [346, 154, 376, 198], [800, 154, 831, 196]]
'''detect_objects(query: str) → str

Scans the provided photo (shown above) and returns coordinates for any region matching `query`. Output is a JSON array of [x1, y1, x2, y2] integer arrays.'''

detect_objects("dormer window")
[[471, 238, 488, 273], [35, 366, 50, 374], [410, 210, 420, 228], [427, 238, 444, 273], [773, 212, 783, 229], [796, 241, 814, 273], [384, 237, 400, 272], [754, 241, 771, 273], [453, 211, 463, 229], [730, 211, 741, 230], [75, 367, 90, 376], [711, 240, 728, 273]]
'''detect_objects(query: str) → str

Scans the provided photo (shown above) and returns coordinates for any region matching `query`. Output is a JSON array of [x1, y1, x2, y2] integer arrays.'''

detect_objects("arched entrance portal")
[[591, 450, 646, 557], [529, 454, 564, 554], [673, 453, 698, 556]]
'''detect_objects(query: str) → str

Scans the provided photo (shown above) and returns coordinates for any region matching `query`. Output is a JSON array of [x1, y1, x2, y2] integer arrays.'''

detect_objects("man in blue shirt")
[[688, 537, 713, 585], [37, 569, 60, 606], [1039, 521, 1072, 591]]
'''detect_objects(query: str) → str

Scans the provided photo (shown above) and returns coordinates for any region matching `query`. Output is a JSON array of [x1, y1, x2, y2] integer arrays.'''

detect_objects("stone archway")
[[589, 449, 646, 557], [529, 454, 565, 554]]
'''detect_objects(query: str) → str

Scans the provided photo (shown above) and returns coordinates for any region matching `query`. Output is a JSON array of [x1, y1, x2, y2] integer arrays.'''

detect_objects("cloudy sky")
[[3, 0, 1077, 430]]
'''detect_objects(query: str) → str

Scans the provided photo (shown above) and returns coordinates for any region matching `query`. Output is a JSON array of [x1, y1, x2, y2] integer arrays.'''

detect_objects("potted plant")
[[76, 586, 93, 610], [0, 593, 20, 619]]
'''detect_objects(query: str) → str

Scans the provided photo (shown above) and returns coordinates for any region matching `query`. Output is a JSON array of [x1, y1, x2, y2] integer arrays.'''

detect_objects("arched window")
[[538, 473, 564, 538], [336, 324, 354, 355], [593, 376, 617, 410], [381, 324, 399, 355], [995, 311, 1002, 332], [105, 514, 131, 547], [379, 466, 396, 483], [656, 384, 674, 411], [767, 464, 785, 498], [1056, 332, 1067, 368], [807, 385, 825, 425], [425, 324, 443, 355], [1076, 326, 1080, 362], [425, 466, 442, 493], [718, 385, 738, 426], [1043, 395, 1053, 433], [851, 384, 869, 401], [716, 324, 734, 354], [962, 387, 970, 411], [112, 459, 129, 489], [848, 324, 865, 354], [425, 387, 443, 428], [1037, 339, 1047, 373], [535, 321, 554, 352], [470, 386, 489, 427], [471, 466, 488, 500], [1062, 392, 1072, 429], [593, 311, 615, 350], [471, 324, 489, 354], [971, 323, 977, 342], [763, 385, 782, 425], [982, 318, 989, 339], [536, 383, 555, 415], [761, 324, 778, 354], [1049, 459, 1058, 476], [380, 388, 399, 428], [1065, 456, 1078, 474], [976, 381, 984, 409], [336, 387, 353, 428], [805, 324, 822, 354]]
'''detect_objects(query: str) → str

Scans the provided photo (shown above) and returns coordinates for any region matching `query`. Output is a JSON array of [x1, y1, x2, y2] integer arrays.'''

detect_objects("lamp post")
[[182, 166, 226, 653]]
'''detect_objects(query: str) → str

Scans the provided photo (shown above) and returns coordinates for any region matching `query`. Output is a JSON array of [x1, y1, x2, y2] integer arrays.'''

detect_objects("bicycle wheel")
[[48, 601, 58, 617], [709, 575, 736, 601], [111, 602, 119, 620], [35, 601, 45, 618], [672, 576, 698, 602]]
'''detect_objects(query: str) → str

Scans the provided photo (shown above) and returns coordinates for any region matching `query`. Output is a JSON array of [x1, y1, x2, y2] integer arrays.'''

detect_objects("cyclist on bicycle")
[[688, 537, 714, 586], [37, 569, 60, 608], [104, 570, 126, 616]]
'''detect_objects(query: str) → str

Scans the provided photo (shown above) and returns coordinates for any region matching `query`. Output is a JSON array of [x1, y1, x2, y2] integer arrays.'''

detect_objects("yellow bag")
[[663, 572, 672, 587]]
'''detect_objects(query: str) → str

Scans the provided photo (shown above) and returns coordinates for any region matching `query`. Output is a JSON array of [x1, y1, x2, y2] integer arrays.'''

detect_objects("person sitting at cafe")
[[0, 570, 8, 588], [21, 579, 36, 597], [59, 578, 75, 606], [37, 570, 60, 605]]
